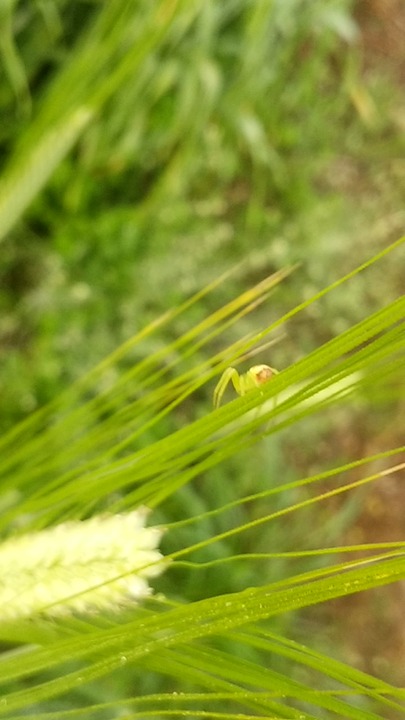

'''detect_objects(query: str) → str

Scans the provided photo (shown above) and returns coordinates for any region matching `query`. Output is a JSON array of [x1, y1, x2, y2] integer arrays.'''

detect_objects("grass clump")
[[0, 238, 404, 717], [0, 1, 404, 716]]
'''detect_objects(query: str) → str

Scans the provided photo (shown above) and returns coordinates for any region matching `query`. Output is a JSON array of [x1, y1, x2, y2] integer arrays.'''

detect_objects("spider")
[[213, 364, 278, 408]]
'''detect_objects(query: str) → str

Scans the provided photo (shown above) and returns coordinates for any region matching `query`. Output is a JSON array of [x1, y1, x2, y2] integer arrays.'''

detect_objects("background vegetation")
[[0, 0, 404, 717]]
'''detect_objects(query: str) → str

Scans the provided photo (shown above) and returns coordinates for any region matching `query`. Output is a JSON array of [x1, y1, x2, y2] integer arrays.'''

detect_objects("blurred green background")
[[1, 0, 403, 422], [0, 0, 404, 693]]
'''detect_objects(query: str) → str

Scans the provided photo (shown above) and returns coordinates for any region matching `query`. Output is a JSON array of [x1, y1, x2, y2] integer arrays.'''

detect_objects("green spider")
[[213, 364, 278, 409]]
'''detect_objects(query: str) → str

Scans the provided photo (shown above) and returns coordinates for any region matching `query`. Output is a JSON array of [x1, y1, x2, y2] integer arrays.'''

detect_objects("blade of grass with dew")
[[0, 552, 404, 714]]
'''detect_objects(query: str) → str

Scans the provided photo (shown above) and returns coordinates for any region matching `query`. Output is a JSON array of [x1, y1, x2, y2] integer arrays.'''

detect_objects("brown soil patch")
[[355, 0, 405, 83]]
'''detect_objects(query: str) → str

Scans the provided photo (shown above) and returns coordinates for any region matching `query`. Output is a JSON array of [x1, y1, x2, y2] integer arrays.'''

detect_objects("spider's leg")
[[213, 367, 239, 408]]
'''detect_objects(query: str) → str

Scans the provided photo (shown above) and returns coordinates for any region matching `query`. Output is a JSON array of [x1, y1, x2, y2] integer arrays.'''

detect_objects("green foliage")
[[0, 239, 404, 717], [0, 1, 404, 717], [2, 0, 403, 422]]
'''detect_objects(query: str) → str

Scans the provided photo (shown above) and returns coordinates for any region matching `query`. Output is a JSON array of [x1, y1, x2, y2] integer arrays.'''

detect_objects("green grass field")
[[0, 1, 404, 717]]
